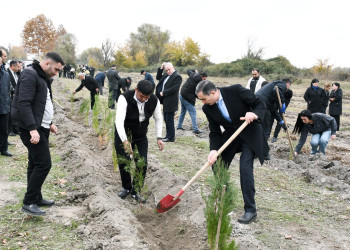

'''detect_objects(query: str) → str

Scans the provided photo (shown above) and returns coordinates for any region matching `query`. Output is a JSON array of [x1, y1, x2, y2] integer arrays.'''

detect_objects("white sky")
[[2, 0, 349, 68]]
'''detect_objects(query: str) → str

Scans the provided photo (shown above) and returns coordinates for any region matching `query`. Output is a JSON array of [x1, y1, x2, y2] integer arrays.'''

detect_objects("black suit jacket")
[[75, 75, 99, 92], [155, 67, 182, 112], [202, 84, 267, 164]]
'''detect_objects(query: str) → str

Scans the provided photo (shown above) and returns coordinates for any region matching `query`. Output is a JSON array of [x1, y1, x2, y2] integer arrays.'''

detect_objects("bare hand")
[[160, 92, 163, 97], [208, 150, 218, 165], [157, 139, 165, 151], [30, 130, 40, 144], [96, 88, 99, 93], [50, 124, 58, 134], [73, 91, 76, 95], [240, 112, 258, 124], [123, 140, 133, 155], [331, 135, 336, 140]]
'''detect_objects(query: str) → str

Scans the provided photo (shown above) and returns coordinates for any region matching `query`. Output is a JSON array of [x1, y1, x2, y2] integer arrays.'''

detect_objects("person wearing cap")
[[141, 70, 154, 85], [118, 76, 132, 93]]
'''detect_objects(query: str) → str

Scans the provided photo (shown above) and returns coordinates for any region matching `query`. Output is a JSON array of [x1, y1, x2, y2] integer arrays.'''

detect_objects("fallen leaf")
[[60, 192, 67, 196], [284, 235, 292, 239]]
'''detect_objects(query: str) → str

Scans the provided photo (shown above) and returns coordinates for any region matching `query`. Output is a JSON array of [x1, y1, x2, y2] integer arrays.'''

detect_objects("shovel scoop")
[[156, 121, 249, 213]]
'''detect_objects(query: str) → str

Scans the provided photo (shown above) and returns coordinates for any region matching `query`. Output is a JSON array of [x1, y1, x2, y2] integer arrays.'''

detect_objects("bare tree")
[[101, 38, 115, 67], [242, 37, 264, 59]]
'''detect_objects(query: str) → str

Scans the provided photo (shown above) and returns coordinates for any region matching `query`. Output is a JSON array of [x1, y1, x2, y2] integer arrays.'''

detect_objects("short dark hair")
[[195, 80, 217, 96], [137, 80, 154, 95], [252, 68, 260, 73], [0, 50, 2, 57], [111, 64, 116, 67], [333, 82, 340, 88], [261, 81, 269, 87], [44, 51, 64, 65], [10, 60, 18, 67], [200, 72, 208, 78], [282, 78, 292, 84], [140, 70, 145, 75], [310, 78, 319, 87], [127, 76, 132, 83]]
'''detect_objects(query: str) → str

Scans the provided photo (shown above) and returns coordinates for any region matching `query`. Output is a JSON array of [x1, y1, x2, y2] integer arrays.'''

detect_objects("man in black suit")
[[196, 80, 267, 224], [156, 62, 182, 142], [73, 73, 99, 109], [7, 60, 20, 136]]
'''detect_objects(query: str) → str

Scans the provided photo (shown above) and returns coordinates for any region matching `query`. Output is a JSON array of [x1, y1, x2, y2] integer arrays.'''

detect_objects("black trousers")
[[330, 115, 340, 131], [163, 111, 175, 140], [214, 136, 256, 213], [114, 129, 148, 193], [90, 90, 97, 109], [0, 113, 9, 152], [20, 127, 51, 205]]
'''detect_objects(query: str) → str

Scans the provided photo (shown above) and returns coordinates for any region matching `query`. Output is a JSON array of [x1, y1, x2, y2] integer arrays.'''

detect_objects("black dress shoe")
[[238, 212, 257, 224], [118, 188, 130, 199], [37, 199, 55, 207], [264, 154, 271, 161], [22, 204, 46, 216], [131, 193, 146, 203], [162, 138, 175, 142], [1, 151, 13, 157], [193, 129, 203, 134], [176, 127, 185, 130]]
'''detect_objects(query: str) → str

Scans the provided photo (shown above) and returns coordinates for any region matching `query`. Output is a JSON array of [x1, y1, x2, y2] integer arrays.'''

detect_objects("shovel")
[[156, 121, 249, 213], [275, 87, 294, 157]]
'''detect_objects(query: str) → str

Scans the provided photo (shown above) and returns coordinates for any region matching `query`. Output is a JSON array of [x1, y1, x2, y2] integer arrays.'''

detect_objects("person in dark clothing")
[[106, 65, 121, 109], [89, 66, 95, 78], [156, 62, 182, 142], [0, 50, 12, 157], [119, 77, 132, 93], [115, 80, 164, 202], [11, 52, 64, 216], [7, 60, 20, 136], [270, 81, 293, 142], [177, 70, 207, 134], [94, 71, 106, 95], [322, 83, 331, 113], [293, 110, 337, 161], [255, 79, 289, 159], [329, 82, 343, 131], [73, 73, 99, 109], [196, 80, 267, 224], [141, 70, 154, 85], [304, 79, 327, 113]]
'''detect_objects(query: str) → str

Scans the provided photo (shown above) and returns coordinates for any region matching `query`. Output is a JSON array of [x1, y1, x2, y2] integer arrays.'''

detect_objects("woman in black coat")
[[329, 82, 343, 131], [304, 78, 327, 113]]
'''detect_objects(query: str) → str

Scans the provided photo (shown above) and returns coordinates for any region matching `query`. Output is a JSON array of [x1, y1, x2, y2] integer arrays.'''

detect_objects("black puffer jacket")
[[304, 86, 327, 113], [180, 72, 202, 106], [329, 89, 343, 115], [11, 61, 51, 131]]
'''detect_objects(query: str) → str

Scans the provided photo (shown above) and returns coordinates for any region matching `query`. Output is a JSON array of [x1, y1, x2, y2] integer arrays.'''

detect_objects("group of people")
[[1, 49, 345, 228]]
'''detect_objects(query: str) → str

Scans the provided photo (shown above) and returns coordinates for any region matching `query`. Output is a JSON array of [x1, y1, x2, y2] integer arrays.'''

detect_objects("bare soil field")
[[1, 73, 350, 249]]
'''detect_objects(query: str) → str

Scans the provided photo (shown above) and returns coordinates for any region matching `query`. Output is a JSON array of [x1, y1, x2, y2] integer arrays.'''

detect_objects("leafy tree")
[[114, 45, 133, 68], [133, 51, 147, 68], [312, 58, 333, 77], [162, 41, 183, 66], [8, 45, 27, 60], [21, 14, 57, 57], [79, 47, 104, 66], [101, 38, 115, 67], [128, 23, 170, 64], [55, 33, 77, 66]]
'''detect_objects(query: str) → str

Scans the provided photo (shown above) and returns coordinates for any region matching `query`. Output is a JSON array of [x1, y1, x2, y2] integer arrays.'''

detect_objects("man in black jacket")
[[73, 73, 99, 109], [12, 51, 64, 216], [106, 65, 121, 109], [196, 80, 267, 224], [7, 60, 20, 136], [177, 70, 207, 134], [156, 62, 182, 142], [255, 79, 289, 160]]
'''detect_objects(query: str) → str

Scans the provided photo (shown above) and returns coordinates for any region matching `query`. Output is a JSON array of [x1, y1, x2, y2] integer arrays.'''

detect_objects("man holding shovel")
[[196, 80, 267, 224]]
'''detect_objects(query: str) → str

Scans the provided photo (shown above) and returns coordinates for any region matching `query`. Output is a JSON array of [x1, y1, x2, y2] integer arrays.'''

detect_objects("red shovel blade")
[[156, 194, 181, 213]]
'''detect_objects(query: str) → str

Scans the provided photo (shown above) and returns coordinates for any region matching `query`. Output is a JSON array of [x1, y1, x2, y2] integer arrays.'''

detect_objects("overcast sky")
[[2, 0, 349, 68]]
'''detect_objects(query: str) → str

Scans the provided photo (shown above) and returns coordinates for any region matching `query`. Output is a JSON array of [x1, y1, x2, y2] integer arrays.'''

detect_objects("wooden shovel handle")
[[176, 121, 249, 198], [275, 87, 294, 152]]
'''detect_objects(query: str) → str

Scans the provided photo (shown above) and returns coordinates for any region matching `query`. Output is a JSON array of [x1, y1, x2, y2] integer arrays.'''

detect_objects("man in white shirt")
[[245, 68, 266, 93], [115, 80, 164, 202]]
